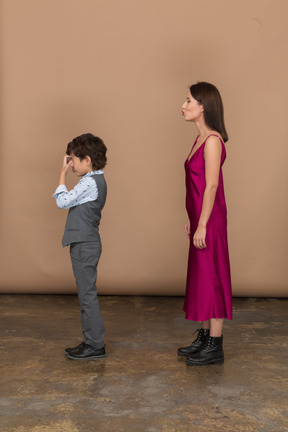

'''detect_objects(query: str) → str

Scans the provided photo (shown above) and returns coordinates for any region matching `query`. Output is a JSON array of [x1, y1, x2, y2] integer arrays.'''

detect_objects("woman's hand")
[[184, 220, 191, 239], [193, 225, 207, 249]]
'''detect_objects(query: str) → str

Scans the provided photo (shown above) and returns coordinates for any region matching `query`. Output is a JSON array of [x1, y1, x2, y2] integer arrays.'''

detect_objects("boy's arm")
[[58, 155, 72, 187], [53, 178, 97, 209], [52, 156, 98, 209]]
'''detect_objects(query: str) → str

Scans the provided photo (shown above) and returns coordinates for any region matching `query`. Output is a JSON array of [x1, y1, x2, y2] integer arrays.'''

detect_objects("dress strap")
[[204, 134, 224, 144]]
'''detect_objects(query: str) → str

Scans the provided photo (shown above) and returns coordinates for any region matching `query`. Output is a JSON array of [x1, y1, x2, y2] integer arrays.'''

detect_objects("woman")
[[177, 82, 232, 366]]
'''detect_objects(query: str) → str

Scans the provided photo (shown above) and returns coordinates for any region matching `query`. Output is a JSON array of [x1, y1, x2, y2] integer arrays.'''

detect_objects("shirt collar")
[[83, 170, 104, 178]]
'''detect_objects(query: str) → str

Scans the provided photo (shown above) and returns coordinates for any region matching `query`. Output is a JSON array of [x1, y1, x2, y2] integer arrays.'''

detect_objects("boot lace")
[[202, 336, 212, 352], [192, 328, 204, 343]]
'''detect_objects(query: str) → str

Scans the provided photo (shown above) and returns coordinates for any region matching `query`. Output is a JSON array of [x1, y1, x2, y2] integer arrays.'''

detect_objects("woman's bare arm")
[[193, 136, 222, 249]]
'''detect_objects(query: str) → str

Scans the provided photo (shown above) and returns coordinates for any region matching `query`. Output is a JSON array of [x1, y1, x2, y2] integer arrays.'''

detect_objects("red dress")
[[184, 134, 232, 321]]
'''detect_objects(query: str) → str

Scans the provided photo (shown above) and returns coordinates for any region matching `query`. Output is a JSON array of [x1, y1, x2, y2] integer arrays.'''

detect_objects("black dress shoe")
[[65, 342, 85, 356], [177, 328, 209, 357], [186, 336, 224, 366], [67, 343, 106, 360]]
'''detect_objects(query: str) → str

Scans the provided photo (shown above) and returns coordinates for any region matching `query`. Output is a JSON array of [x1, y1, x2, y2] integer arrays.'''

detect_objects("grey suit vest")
[[62, 173, 107, 247]]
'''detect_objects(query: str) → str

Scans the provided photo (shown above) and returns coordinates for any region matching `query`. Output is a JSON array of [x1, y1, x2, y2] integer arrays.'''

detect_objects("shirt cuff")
[[52, 184, 68, 198]]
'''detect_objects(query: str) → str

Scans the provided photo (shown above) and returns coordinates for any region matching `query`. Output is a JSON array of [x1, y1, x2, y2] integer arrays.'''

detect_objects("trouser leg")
[[70, 241, 105, 349]]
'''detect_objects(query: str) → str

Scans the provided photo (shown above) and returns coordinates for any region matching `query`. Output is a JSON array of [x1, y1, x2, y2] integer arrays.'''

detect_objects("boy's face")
[[68, 154, 93, 177]]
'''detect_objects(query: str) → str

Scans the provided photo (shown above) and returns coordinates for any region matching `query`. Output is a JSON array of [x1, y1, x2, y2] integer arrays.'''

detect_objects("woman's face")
[[182, 92, 204, 122]]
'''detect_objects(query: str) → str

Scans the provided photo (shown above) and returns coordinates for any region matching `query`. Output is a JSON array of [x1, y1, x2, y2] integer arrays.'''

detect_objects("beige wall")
[[0, 0, 287, 296]]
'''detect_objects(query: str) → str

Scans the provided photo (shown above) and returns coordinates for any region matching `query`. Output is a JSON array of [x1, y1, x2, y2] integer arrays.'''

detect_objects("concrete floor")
[[0, 295, 287, 432]]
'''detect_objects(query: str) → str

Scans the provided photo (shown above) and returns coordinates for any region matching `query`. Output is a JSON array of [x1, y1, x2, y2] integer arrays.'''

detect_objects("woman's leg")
[[209, 318, 223, 337], [202, 320, 210, 330]]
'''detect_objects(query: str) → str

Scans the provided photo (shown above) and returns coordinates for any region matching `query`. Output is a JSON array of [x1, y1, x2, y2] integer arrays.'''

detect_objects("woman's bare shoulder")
[[204, 134, 223, 158], [206, 133, 223, 144]]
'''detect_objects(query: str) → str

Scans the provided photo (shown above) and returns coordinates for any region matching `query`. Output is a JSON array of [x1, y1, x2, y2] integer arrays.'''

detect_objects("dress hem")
[[183, 309, 233, 322]]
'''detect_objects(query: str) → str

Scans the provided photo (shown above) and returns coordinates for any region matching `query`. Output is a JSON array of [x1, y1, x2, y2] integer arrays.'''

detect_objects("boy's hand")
[[58, 155, 72, 187], [61, 155, 72, 173]]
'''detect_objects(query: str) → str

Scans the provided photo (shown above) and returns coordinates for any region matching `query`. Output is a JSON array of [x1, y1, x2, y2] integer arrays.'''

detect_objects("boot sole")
[[177, 351, 199, 357], [186, 357, 224, 366]]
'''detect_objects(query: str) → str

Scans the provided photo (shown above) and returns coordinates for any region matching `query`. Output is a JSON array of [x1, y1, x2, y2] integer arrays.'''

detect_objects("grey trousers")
[[70, 241, 105, 349]]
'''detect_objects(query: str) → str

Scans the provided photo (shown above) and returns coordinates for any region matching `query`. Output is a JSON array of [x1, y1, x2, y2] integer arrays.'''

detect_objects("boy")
[[53, 133, 107, 360]]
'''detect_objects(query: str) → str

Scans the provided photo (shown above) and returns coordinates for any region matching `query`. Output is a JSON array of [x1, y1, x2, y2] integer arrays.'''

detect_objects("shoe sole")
[[67, 354, 106, 360], [186, 357, 224, 366]]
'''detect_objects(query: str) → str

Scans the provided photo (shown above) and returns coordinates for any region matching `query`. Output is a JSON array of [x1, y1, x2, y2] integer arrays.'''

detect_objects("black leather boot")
[[186, 336, 224, 366], [177, 328, 210, 357]]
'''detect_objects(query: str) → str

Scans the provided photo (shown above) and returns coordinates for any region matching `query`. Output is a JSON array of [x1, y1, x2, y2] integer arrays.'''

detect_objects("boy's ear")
[[85, 155, 92, 166]]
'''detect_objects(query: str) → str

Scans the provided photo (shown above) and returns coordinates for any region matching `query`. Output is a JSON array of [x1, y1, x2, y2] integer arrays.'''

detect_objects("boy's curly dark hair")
[[66, 133, 107, 170]]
